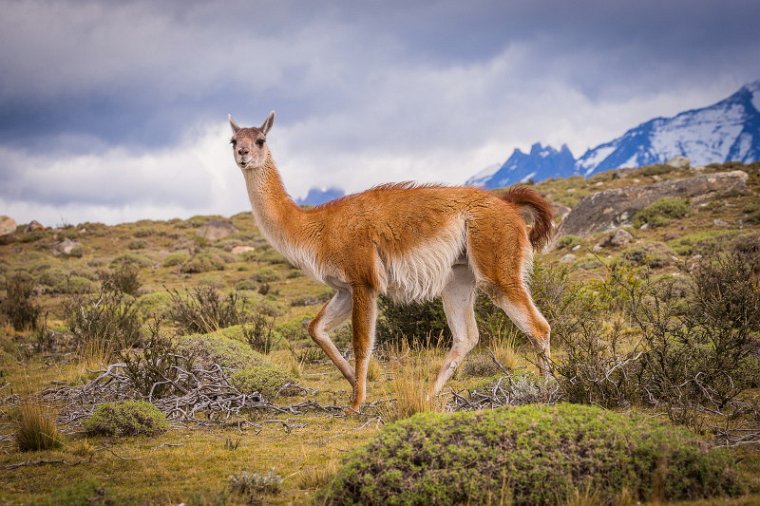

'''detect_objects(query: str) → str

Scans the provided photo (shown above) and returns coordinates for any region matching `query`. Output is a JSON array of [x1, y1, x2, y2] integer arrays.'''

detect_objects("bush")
[[15, 403, 64, 451], [633, 197, 689, 228], [120, 321, 197, 399], [242, 314, 278, 354], [162, 252, 189, 267], [84, 400, 168, 436], [377, 296, 450, 346], [557, 234, 581, 250], [56, 275, 98, 294], [65, 290, 143, 359], [229, 469, 283, 500], [167, 286, 249, 334], [229, 364, 293, 399], [1, 273, 40, 330], [179, 253, 224, 274], [100, 263, 141, 296], [110, 253, 152, 268], [323, 403, 742, 505], [175, 333, 264, 369], [252, 268, 281, 283]]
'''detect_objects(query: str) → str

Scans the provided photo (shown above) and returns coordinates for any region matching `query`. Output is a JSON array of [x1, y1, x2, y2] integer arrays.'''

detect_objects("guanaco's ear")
[[228, 114, 240, 133], [260, 111, 275, 135]]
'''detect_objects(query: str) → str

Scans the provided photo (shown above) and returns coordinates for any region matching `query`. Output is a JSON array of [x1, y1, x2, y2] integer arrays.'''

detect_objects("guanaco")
[[229, 111, 553, 411]]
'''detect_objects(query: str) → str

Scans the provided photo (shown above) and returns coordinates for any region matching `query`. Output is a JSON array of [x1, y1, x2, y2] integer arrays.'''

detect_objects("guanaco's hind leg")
[[349, 286, 378, 411], [431, 264, 479, 396], [308, 289, 356, 386], [488, 280, 551, 375]]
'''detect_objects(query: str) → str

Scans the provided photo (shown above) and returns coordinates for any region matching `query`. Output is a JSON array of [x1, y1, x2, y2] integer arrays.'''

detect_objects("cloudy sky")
[[1, 0, 759, 226]]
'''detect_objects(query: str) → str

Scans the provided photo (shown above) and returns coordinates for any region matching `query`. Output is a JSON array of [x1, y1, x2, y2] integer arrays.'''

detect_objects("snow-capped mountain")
[[577, 80, 760, 175], [296, 186, 345, 206], [467, 80, 760, 188], [466, 143, 577, 189]]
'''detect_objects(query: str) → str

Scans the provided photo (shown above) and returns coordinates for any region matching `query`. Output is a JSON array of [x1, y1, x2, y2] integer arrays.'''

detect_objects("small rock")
[[666, 156, 690, 170], [592, 244, 603, 252], [571, 244, 581, 252], [713, 218, 729, 228], [640, 223, 649, 230], [24, 220, 44, 232], [54, 238, 83, 257], [0, 215, 17, 236], [604, 228, 634, 248], [231, 245, 255, 255], [559, 254, 576, 264]]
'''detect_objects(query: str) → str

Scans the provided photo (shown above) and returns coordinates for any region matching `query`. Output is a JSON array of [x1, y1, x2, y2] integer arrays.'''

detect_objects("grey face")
[[229, 112, 275, 170]]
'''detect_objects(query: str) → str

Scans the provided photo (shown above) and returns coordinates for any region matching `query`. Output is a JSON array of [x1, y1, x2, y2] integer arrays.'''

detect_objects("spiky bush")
[[1, 273, 40, 330], [167, 286, 248, 334], [65, 289, 143, 359], [100, 263, 141, 296], [83, 400, 168, 436], [323, 404, 742, 505]]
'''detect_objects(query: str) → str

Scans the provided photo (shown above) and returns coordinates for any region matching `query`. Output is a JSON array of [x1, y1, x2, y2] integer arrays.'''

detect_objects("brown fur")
[[230, 112, 553, 410]]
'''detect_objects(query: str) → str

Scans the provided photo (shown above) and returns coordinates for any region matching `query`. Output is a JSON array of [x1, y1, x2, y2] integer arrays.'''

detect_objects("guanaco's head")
[[228, 111, 275, 171]]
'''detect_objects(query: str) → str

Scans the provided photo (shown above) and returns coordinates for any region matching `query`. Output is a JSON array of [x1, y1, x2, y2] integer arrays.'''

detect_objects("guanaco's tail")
[[500, 186, 554, 249]]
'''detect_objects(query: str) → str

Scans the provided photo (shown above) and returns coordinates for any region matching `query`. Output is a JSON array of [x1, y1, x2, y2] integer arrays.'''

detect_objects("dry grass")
[[382, 341, 444, 422], [15, 402, 64, 452], [298, 459, 339, 490]]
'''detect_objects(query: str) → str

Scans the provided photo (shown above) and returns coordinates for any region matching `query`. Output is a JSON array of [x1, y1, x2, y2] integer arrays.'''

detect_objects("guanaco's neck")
[[242, 155, 306, 252]]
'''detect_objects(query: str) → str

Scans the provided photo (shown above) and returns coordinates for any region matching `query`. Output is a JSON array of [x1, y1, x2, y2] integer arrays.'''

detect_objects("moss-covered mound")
[[229, 364, 293, 399], [175, 332, 264, 369], [83, 400, 168, 437], [324, 403, 742, 505]]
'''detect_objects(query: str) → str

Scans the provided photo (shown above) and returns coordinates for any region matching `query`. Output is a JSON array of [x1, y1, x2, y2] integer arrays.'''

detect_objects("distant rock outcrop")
[[54, 238, 83, 257], [196, 220, 237, 241], [552, 170, 748, 245], [0, 216, 17, 236]]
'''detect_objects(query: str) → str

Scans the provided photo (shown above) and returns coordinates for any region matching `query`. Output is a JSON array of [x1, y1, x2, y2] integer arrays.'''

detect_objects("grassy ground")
[[1, 161, 759, 504]]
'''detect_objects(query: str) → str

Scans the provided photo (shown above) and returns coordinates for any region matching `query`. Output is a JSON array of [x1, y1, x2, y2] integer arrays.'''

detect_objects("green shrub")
[[110, 253, 152, 268], [127, 239, 148, 250], [57, 275, 98, 294], [162, 252, 189, 267], [167, 286, 249, 334], [633, 197, 689, 228], [176, 333, 264, 369], [1, 273, 40, 330], [65, 290, 143, 359], [252, 268, 281, 283], [100, 263, 140, 296], [83, 400, 168, 436], [324, 404, 742, 505], [229, 364, 293, 398], [135, 291, 172, 317], [16, 403, 64, 451], [377, 296, 450, 346], [557, 234, 581, 250], [179, 253, 224, 274]]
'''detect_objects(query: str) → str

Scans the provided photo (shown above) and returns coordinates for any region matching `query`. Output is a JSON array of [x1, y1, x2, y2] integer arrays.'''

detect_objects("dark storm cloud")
[[0, 0, 758, 224]]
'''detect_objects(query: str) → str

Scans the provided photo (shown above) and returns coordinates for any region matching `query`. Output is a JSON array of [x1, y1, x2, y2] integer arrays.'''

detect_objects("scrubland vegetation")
[[0, 162, 759, 504]]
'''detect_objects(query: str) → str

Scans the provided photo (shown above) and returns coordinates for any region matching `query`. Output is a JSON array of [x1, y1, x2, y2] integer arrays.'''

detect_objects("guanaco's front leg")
[[349, 286, 377, 411]]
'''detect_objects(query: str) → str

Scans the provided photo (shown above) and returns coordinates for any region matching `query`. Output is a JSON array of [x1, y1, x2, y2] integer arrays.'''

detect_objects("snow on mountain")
[[465, 143, 577, 189], [467, 80, 760, 188], [576, 80, 760, 175], [296, 186, 345, 206]]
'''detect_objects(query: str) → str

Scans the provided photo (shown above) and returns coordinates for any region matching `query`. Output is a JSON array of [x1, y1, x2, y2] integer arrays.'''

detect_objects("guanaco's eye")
[[230, 138, 237, 145], [256, 138, 265, 147]]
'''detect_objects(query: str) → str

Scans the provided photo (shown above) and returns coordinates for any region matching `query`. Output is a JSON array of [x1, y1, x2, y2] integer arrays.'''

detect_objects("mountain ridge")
[[468, 80, 760, 189]]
